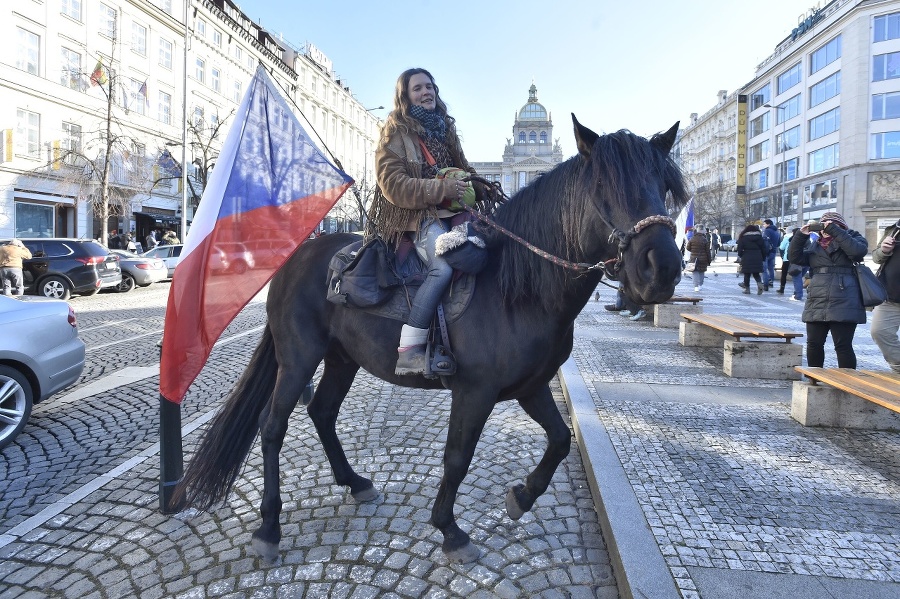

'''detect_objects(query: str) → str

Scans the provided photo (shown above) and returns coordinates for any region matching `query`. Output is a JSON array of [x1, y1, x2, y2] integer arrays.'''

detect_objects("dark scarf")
[[409, 105, 447, 142]]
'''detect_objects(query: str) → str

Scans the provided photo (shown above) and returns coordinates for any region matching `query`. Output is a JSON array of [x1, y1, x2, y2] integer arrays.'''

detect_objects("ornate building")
[[470, 83, 564, 195]]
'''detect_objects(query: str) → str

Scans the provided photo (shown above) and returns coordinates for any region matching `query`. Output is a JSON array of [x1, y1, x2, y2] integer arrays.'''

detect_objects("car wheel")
[[0, 365, 34, 450], [39, 276, 72, 300], [231, 260, 248, 274], [115, 273, 136, 293]]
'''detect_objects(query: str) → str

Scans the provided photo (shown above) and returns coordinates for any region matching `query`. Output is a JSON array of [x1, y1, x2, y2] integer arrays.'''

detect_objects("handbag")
[[326, 238, 402, 308], [854, 262, 888, 308], [788, 264, 802, 277], [684, 259, 697, 273]]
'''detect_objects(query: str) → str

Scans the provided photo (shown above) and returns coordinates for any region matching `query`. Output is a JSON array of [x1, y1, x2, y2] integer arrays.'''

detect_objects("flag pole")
[[159, 0, 190, 515]]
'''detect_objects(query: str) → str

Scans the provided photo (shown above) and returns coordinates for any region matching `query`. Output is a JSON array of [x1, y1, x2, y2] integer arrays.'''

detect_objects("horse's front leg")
[[506, 383, 571, 520], [431, 390, 496, 563], [250, 368, 304, 562]]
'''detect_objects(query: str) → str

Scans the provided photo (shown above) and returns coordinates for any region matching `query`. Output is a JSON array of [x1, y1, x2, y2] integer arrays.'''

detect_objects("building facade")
[[471, 83, 564, 195], [676, 0, 900, 244], [1, 0, 380, 242]]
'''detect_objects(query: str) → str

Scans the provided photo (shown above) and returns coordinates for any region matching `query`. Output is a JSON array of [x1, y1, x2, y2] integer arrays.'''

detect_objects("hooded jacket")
[[873, 222, 899, 303], [737, 230, 766, 273], [789, 223, 868, 324], [686, 232, 711, 272], [0, 241, 32, 269]]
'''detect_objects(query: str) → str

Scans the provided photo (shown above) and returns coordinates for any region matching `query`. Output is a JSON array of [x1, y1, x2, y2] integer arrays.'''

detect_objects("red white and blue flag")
[[160, 66, 353, 403], [675, 197, 694, 250]]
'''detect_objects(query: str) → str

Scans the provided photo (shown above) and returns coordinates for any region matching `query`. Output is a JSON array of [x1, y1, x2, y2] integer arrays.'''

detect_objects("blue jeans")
[[408, 218, 452, 329], [792, 266, 808, 299], [763, 253, 776, 287], [0, 267, 25, 296]]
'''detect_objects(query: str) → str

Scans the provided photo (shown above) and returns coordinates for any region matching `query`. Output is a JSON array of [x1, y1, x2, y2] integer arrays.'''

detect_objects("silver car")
[[0, 295, 86, 450], [108, 249, 168, 292]]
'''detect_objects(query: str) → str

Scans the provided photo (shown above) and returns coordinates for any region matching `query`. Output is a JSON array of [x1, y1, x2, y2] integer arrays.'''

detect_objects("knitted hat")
[[820, 211, 847, 229]]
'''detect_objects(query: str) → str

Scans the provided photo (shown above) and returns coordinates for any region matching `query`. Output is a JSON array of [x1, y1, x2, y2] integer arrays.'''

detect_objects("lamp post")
[[764, 103, 788, 226]]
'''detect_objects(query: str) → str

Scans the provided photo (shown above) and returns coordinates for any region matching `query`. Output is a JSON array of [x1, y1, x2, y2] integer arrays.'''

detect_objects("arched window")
[[529, 131, 536, 143], [518, 132, 525, 143], [540, 131, 547, 144]]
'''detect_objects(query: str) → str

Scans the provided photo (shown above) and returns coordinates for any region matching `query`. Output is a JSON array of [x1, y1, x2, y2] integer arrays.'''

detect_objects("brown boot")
[[395, 345, 427, 376], [757, 282, 764, 295], [743, 287, 750, 294]]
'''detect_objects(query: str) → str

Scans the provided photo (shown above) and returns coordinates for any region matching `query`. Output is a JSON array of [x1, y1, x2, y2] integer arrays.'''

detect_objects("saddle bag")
[[326, 238, 401, 308]]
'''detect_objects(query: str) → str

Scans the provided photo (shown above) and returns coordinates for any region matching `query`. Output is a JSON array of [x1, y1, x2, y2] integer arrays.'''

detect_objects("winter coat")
[[0, 242, 32, 269], [737, 231, 766, 274], [788, 224, 868, 324], [686, 232, 711, 272], [779, 235, 791, 261], [762, 224, 781, 256], [873, 222, 899, 303]]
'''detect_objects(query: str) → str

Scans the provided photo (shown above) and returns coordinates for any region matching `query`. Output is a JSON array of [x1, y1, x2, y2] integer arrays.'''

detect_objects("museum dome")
[[518, 83, 548, 121]]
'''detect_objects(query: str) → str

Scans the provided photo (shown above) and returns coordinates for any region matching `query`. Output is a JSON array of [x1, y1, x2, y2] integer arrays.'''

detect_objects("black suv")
[[2, 238, 121, 300]]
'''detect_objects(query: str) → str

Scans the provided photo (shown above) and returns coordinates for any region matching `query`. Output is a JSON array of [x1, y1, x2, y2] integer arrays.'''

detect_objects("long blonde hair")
[[379, 68, 458, 148]]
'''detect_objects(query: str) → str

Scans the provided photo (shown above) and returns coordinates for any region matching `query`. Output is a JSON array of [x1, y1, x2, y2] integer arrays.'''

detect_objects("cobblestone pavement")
[[0, 283, 617, 598], [575, 261, 900, 598]]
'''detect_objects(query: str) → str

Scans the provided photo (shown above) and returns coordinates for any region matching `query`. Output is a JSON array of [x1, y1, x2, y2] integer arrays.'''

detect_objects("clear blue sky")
[[239, 0, 820, 161]]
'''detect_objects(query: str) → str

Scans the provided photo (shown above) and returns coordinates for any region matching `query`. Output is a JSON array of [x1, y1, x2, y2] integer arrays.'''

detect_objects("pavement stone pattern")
[[0, 284, 618, 598], [577, 263, 900, 598]]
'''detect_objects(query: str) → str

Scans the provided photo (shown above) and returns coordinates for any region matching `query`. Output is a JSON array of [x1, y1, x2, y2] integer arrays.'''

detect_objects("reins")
[[463, 175, 676, 280]]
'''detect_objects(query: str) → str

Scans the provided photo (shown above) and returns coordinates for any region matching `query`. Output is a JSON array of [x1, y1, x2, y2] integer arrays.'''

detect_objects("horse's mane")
[[490, 129, 688, 312]]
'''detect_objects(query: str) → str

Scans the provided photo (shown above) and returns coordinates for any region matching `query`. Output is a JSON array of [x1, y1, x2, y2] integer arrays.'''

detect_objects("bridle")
[[462, 176, 677, 280]]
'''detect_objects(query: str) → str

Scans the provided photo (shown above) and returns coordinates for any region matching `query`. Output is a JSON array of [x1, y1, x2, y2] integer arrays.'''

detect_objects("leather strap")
[[418, 138, 437, 166]]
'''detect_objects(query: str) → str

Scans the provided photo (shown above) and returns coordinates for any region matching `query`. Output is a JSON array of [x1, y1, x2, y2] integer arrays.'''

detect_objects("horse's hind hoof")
[[444, 541, 481, 564], [250, 536, 281, 564], [351, 485, 380, 503], [505, 485, 526, 520]]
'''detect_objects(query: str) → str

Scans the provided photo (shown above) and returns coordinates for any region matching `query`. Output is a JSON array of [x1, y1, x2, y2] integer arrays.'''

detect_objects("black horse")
[[173, 115, 689, 563]]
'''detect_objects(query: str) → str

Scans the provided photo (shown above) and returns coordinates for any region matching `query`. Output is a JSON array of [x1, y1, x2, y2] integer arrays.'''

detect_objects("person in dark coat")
[[869, 218, 899, 373], [789, 211, 868, 369], [686, 225, 712, 292], [737, 224, 766, 294]]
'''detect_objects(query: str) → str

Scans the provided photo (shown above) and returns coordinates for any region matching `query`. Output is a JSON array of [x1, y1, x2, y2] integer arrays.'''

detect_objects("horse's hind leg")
[[306, 354, 378, 502], [506, 383, 571, 520]]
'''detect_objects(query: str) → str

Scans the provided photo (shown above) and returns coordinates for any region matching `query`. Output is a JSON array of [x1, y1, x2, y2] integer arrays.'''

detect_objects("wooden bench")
[[679, 313, 803, 379], [649, 295, 703, 328], [791, 367, 900, 430]]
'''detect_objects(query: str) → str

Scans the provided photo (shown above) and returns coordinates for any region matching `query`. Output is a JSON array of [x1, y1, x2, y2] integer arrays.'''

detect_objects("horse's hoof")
[[444, 541, 481, 564], [250, 536, 280, 563], [351, 486, 380, 503], [505, 486, 526, 520]]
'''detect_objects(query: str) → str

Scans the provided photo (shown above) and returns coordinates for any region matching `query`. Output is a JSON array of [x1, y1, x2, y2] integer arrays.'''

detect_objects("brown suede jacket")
[[374, 129, 475, 233]]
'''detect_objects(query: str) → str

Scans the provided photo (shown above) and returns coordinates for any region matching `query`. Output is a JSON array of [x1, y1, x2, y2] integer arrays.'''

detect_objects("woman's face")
[[407, 73, 436, 110]]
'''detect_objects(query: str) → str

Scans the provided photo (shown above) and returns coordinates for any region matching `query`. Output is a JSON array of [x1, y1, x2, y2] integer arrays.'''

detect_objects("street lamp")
[[365, 105, 384, 111], [764, 103, 787, 227]]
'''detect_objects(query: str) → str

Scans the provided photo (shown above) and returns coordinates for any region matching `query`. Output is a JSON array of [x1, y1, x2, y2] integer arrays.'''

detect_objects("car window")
[[172, 246, 183, 257], [42, 241, 73, 258], [21, 241, 42, 255]]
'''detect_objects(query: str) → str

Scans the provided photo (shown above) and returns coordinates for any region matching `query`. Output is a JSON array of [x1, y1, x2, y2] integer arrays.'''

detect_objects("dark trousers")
[[806, 321, 858, 369], [779, 261, 790, 291], [742, 272, 762, 286]]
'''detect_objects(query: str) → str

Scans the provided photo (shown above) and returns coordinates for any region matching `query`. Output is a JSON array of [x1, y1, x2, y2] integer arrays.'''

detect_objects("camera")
[[808, 222, 824, 232]]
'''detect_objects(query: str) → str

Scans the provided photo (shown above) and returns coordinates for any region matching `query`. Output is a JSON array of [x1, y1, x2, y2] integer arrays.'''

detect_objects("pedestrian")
[[146, 230, 158, 250], [777, 228, 792, 294], [761, 218, 781, 291], [709, 228, 720, 261], [780, 228, 809, 301], [372, 67, 478, 376], [686, 225, 712, 292], [0, 239, 33, 296], [870, 219, 900, 373], [108, 229, 122, 249], [789, 211, 868, 369], [737, 224, 767, 294]]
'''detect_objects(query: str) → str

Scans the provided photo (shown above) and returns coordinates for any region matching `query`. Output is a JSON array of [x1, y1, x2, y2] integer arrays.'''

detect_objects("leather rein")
[[461, 176, 677, 280]]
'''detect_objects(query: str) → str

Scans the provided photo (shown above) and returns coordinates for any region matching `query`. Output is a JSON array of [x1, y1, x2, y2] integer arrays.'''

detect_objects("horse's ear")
[[652, 122, 680, 156], [572, 114, 599, 158]]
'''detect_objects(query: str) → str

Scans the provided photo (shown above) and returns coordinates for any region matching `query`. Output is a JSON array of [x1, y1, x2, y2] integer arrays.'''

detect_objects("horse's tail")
[[170, 325, 278, 511]]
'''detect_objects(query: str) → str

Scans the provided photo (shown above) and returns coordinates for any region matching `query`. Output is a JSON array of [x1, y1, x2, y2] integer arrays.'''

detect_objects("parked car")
[[141, 243, 231, 278], [1, 238, 122, 300], [141, 244, 183, 278], [108, 249, 168, 292], [214, 242, 255, 273], [721, 239, 738, 252], [0, 295, 85, 450]]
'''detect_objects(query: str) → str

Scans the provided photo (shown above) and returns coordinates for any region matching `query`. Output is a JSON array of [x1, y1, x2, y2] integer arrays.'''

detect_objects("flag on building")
[[90, 59, 108, 86], [139, 79, 148, 106], [159, 66, 353, 404]]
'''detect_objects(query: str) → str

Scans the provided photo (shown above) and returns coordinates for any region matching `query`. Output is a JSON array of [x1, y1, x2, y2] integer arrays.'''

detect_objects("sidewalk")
[[562, 259, 900, 599]]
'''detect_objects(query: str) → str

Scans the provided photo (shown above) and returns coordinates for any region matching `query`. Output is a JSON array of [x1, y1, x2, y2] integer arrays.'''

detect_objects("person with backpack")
[[761, 219, 781, 291]]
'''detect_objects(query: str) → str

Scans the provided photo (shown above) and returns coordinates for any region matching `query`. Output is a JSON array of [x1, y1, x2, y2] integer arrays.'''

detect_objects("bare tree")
[[695, 180, 739, 231]]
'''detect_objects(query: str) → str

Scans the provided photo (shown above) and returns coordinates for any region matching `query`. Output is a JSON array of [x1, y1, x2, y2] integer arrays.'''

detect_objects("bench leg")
[[654, 303, 702, 328], [723, 340, 802, 379], [791, 381, 900, 430], [679, 321, 723, 347]]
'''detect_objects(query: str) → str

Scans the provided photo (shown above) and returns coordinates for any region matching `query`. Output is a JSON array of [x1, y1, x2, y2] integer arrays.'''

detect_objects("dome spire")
[[528, 80, 538, 103]]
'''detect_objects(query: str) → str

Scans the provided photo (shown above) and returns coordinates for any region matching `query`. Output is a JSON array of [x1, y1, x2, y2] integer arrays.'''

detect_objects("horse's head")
[[572, 114, 689, 305]]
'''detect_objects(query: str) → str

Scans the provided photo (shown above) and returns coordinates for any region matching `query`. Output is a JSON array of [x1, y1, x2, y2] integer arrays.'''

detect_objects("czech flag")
[[159, 66, 353, 403], [674, 197, 694, 250]]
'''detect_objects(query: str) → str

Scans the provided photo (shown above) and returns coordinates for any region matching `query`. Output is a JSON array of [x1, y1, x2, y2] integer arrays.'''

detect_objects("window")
[[778, 63, 802, 94], [61, 121, 82, 162], [232, 80, 241, 103], [128, 79, 146, 116], [874, 52, 900, 81], [750, 85, 770, 111], [873, 91, 900, 120], [61, 0, 82, 20], [234, 45, 243, 62], [540, 132, 547, 144], [213, 29, 222, 48], [60, 47, 82, 89], [98, 3, 117, 37], [518, 131, 525, 143], [775, 125, 801, 152], [810, 36, 841, 75], [778, 95, 801, 122], [874, 12, 900, 42], [529, 131, 536, 143], [159, 91, 171, 125], [749, 168, 768, 191], [193, 106, 204, 128], [809, 72, 841, 107], [808, 143, 839, 174], [16, 109, 40, 158], [809, 107, 840, 140], [155, 0, 173, 13], [749, 112, 770, 137], [211, 67, 220, 92], [247, 53, 255, 70], [17, 28, 40, 75], [195, 57, 205, 83], [749, 140, 770, 164], [131, 22, 147, 56], [872, 131, 900, 158], [196, 18, 206, 37], [159, 38, 172, 69], [775, 157, 799, 184]]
